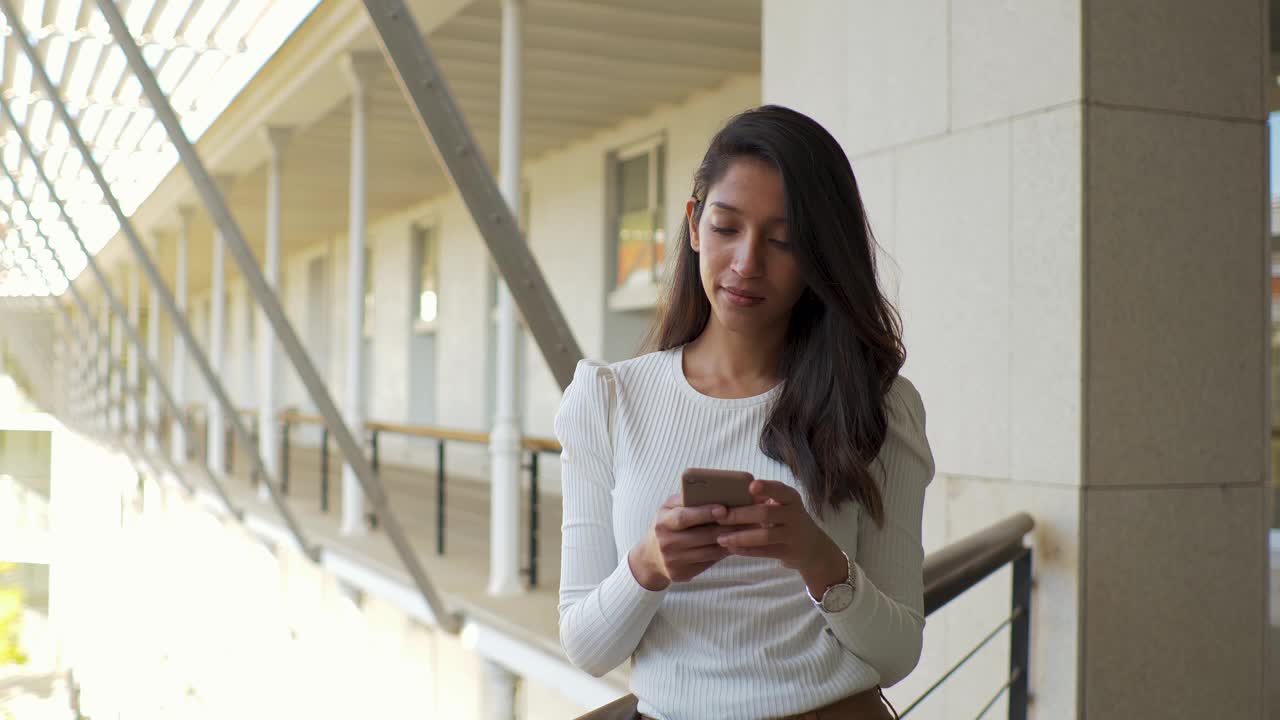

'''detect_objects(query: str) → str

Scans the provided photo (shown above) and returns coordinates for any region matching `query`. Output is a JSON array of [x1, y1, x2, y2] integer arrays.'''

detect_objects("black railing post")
[[368, 428, 380, 529], [320, 426, 330, 513], [436, 439, 446, 555], [1008, 548, 1032, 720], [527, 450, 539, 588], [280, 417, 291, 495]]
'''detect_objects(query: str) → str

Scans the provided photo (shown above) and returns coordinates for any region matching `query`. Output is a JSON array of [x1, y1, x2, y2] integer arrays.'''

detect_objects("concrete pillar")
[[481, 658, 517, 720], [340, 52, 381, 536], [208, 224, 226, 469], [762, 2, 1269, 718], [258, 126, 292, 500], [487, 0, 524, 598], [126, 264, 140, 438], [171, 207, 192, 464], [207, 177, 233, 473]]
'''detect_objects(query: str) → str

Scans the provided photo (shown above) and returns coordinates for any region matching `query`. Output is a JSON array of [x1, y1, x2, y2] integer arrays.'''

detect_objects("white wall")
[[762, 2, 1081, 717]]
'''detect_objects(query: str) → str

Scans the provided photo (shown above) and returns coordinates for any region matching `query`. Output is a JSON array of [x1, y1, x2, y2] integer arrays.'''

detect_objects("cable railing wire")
[[974, 667, 1022, 720], [897, 606, 1022, 718]]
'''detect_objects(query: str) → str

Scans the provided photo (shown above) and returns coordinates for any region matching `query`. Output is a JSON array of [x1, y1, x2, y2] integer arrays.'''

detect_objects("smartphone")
[[681, 468, 755, 508]]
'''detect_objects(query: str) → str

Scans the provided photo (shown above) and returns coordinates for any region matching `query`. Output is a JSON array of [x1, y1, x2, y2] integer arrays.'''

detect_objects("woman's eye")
[[709, 224, 738, 236], [769, 239, 792, 249]]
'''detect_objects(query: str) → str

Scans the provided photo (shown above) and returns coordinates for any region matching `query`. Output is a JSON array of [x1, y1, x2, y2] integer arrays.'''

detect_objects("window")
[[609, 135, 665, 310], [413, 225, 439, 329]]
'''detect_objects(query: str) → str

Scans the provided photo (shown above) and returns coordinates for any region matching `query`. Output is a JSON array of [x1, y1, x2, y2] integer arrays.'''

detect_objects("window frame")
[[607, 132, 667, 312], [412, 221, 441, 334]]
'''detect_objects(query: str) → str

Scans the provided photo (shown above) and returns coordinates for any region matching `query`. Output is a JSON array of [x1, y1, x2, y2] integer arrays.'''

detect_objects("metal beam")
[[0, 16, 270, 538], [0, 0, 321, 561], [0, 156, 209, 503], [361, 0, 583, 390], [2, 251, 196, 496], [46, 288, 197, 497], [0, 23, 248, 55], [91, 0, 456, 631]]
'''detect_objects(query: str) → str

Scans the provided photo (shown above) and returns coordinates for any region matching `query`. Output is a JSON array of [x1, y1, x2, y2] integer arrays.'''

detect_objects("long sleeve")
[[821, 376, 935, 688], [555, 360, 666, 677]]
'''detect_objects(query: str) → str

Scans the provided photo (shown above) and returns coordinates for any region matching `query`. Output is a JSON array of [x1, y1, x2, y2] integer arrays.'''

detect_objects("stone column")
[[762, 2, 1270, 717]]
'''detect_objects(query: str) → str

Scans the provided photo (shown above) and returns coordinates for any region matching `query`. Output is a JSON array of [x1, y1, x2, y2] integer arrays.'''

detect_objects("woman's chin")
[[711, 305, 782, 336]]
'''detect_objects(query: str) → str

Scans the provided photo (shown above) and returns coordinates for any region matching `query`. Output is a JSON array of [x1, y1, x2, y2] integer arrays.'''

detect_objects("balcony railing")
[[172, 405, 561, 589], [575, 514, 1035, 720], [164, 403, 1034, 719]]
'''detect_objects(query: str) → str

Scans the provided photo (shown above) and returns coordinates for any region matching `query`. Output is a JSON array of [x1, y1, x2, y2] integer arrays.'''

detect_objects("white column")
[[487, 0, 525, 597], [171, 207, 191, 464], [481, 658, 518, 720], [258, 126, 292, 500], [145, 239, 161, 452], [106, 300, 118, 432], [207, 178, 232, 473], [340, 52, 380, 536], [126, 265, 140, 437]]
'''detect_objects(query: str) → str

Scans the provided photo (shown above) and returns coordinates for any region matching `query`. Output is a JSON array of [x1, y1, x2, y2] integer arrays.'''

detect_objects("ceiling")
[[0, 0, 324, 297], [120, 0, 762, 300]]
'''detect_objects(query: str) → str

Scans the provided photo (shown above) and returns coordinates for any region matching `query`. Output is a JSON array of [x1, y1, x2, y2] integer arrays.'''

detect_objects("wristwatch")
[[808, 550, 856, 613]]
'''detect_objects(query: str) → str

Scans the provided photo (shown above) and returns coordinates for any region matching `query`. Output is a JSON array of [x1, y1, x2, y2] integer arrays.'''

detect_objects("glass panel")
[[615, 148, 664, 289], [617, 208, 658, 288], [416, 227, 438, 325], [619, 154, 649, 213]]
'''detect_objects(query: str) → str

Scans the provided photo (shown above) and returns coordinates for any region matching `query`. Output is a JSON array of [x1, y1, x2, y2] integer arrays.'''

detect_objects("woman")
[[556, 105, 934, 720]]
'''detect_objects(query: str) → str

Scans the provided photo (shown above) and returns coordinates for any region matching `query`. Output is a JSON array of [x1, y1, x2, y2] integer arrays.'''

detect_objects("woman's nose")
[[731, 236, 765, 278]]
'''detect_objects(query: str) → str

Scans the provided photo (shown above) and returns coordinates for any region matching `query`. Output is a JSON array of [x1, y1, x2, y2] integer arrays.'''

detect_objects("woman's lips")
[[720, 286, 765, 307]]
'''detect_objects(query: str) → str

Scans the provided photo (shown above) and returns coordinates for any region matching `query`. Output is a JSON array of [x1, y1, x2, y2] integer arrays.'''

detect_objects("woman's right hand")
[[627, 493, 733, 591]]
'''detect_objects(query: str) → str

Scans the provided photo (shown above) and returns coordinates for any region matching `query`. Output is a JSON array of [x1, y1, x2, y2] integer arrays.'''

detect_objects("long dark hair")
[[646, 105, 905, 527]]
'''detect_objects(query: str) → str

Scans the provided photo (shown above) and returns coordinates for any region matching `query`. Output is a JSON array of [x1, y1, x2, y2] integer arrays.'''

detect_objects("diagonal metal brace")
[[92, 0, 459, 632], [361, 0, 583, 390], [0, 145, 235, 512], [0, 0, 321, 555]]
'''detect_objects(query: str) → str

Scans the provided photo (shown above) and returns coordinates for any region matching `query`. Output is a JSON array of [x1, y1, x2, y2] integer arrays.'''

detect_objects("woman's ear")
[[685, 197, 700, 252]]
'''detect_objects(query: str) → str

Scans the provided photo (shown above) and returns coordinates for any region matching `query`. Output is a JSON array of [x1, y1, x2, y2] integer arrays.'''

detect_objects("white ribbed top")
[[555, 348, 936, 720]]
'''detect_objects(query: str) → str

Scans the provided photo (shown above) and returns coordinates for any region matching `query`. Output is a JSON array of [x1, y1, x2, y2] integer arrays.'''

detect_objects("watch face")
[[821, 583, 855, 613]]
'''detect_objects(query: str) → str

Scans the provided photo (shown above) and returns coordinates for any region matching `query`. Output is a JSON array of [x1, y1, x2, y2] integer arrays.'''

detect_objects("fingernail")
[[717, 536, 728, 545]]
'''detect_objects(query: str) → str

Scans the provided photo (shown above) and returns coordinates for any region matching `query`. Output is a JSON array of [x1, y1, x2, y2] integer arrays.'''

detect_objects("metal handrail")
[[902, 514, 1034, 720], [922, 513, 1034, 614], [574, 514, 1036, 720], [273, 409, 561, 587]]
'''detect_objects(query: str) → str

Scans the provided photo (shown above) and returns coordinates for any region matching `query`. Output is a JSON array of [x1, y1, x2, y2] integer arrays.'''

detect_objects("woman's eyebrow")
[[709, 201, 786, 224]]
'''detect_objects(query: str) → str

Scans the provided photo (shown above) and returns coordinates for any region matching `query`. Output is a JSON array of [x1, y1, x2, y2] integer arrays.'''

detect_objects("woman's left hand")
[[716, 479, 850, 597]]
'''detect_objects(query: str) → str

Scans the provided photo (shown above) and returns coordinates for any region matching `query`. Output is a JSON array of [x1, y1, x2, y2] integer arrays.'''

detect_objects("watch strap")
[[809, 550, 855, 606]]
